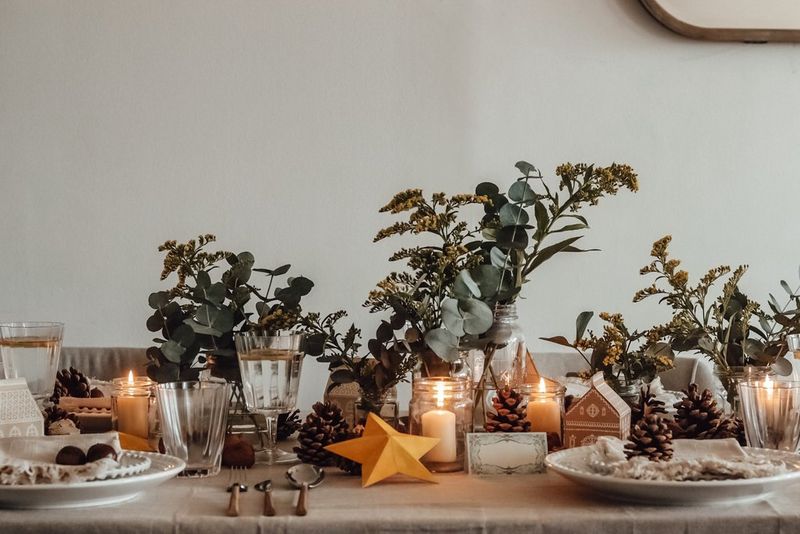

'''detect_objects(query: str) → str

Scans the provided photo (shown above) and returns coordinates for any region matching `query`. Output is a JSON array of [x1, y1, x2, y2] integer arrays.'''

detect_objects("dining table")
[[3, 459, 800, 534]]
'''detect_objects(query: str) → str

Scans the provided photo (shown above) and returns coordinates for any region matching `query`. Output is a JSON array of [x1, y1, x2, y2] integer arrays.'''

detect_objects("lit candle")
[[421, 381, 457, 463], [527, 378, 562, 435], [115, 370, 150, 439]]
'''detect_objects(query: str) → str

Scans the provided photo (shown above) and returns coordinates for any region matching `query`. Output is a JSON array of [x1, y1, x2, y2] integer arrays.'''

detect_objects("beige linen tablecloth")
[[2, 463, 800, 533]]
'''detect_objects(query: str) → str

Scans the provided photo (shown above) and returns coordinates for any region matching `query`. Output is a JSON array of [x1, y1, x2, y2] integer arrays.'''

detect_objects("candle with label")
[[112, 371, 153, 439], [527, 377, 562, 435], [421, 381, 457, 463]]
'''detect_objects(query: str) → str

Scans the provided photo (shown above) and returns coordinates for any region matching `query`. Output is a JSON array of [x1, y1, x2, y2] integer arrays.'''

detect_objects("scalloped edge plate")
[[0, 452, 185, 509], [546, 445, 800, 506]]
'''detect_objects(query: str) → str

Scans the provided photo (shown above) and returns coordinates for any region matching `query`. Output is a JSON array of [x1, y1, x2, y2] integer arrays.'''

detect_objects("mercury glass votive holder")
[[519, 379, 565, 451], [409, 377, 472, 473], [738, 379, 800, 451]]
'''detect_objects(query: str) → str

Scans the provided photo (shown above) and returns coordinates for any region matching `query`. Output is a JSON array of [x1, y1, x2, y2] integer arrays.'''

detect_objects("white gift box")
[[0, 378, 44, 438]]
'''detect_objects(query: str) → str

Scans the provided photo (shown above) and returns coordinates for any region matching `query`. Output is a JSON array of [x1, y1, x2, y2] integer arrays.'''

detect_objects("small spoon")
[[286, 464, 325, 516], [254, 479, 276, 516]]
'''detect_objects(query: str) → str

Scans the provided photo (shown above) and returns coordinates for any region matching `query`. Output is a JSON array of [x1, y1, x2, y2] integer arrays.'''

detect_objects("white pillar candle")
[[422, 409, 457, 462], [117, 394, 149, 438], [527, 378, 562, 434], [422, 381, 457, 463]]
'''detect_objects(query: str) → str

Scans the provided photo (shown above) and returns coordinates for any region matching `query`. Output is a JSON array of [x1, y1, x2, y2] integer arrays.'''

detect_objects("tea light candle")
[[421, 381, 457, 463], [527, 377, 561, 434], [114, 370, 150, 439]]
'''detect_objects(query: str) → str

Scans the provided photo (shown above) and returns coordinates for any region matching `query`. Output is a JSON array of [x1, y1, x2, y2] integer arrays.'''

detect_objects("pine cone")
[[43, 405, 81, 435], [485, 387, 531, 433], [51, 367, 102, 403], [697, 415, 747, 445], [277, 409, 302, 441], [293, 402, 350, 466], [631, 385, 667, 428], [625, 414, 673, 461], [336, 425, 364, 476], [672, 383, 725, 439]]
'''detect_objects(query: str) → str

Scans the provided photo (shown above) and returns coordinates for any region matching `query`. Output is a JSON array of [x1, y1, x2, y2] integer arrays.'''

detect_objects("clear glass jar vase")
[[408, 377, 472, 472], [613, 377, 643, 409], [353, 390, 400, 429], [466, 304, 527, 431], [714, 365, 774, 415]]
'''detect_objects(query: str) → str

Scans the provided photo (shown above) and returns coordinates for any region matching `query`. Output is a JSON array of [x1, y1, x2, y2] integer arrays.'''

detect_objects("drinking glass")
[[738, 378, 800, 451], [234, 332, 304, 465], [156, 381, 230, 477], [0, 322, 64, 403]]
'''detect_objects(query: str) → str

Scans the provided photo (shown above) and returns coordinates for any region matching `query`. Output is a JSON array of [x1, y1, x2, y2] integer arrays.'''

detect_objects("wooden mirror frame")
[[641, 0, 800, 43]]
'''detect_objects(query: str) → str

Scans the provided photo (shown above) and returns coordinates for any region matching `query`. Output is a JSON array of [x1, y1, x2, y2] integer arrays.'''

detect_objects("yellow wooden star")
[[324, 412, 440, 487]]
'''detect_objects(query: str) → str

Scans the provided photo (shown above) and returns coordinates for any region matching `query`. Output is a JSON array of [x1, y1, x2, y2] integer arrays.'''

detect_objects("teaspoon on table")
[[286, 464, 325, 516], [254, 479, 276, 516]]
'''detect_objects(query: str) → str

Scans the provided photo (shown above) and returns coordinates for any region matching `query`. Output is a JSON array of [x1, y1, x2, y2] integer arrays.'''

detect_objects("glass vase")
[[714, 365, 773, 416], [614, 377, 643, 409], [408, 377, 472, 472], [467, 304, 527, 431], [352, 390, 399, 429]]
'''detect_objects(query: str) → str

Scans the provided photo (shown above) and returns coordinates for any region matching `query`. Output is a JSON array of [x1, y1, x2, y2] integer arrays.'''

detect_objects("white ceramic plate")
[[546, 445, 800, 506], [0, 452, 185, 509]]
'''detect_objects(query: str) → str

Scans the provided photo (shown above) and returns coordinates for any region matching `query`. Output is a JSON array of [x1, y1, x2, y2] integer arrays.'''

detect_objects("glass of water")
[[156, 380, 230, 477], [234, 332, 304, 465], [0, 322, 64, 402]]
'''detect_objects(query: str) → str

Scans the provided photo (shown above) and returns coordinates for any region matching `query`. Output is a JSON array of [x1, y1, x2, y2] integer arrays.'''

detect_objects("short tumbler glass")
[[0, 322, 64, 402], [156, 381, 230, 477], [738, 379, 800, 451]]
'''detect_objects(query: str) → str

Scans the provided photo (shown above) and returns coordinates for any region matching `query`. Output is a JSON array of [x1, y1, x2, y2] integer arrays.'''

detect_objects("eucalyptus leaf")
[[272, 264, 291, 276], [183, 318, 222, 337], [772, 356, 793, 376], [508, 181, 535, 203], [453, 270, 480, 299], [196, 304, 234, 333], [497, 226, 528, 250], [458, 298, 494, 335], [476, 182, 499, 196], [441, 298, 466, 337], [196, 271, 211, 289], [490, 247, 510, 269], [424, 328, 460, 362], [160, 340, 186, 364], [289, 276, 314, 295], [146, 313, 163, 332], [514, 161, 537, 177], [148, 291, 170, 310], [470, 265, 501, 299], [172, 324, 196, 347], [498, 203, 529, 227]]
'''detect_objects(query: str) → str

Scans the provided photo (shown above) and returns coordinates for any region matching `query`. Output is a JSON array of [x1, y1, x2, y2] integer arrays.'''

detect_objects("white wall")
[[2, 0, 799, 410]]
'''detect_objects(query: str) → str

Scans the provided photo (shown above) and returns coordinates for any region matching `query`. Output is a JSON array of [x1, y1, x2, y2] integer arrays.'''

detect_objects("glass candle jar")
[[738, 377, 800, 451], [112, 371, 158, 445], [409, 377, 472, 473], [521, 378, 565, 451]]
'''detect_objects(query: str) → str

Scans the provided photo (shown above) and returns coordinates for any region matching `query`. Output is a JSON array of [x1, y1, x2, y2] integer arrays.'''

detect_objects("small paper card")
[[466, 432, 547, 475]]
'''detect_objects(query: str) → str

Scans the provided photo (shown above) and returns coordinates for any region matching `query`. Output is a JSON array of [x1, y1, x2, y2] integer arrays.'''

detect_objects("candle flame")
[[435, 381, 445, 408], [538, 377, 546, 393], [127, 370, 134, 385]]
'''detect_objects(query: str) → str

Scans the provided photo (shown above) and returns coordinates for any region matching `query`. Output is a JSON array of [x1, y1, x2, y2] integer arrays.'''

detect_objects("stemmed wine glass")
[[234, 332, 304, 465]]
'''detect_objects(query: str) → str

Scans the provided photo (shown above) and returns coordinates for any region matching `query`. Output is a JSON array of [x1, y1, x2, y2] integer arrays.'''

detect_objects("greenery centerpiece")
[[144, 234, 314, 383], [633, 235, 796, 407], [364, 190, 494, 376], [542, 311, 674, 397]]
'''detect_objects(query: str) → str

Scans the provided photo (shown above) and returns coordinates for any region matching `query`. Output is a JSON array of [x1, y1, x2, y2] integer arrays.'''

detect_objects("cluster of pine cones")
[[625, 383, 746, 462], [50, 367, 104, 403], [292, 402, 363, 475]]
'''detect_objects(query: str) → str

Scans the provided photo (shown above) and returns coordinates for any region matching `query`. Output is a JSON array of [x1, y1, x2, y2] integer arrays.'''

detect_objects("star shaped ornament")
[[325, 413, 440, 487]]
